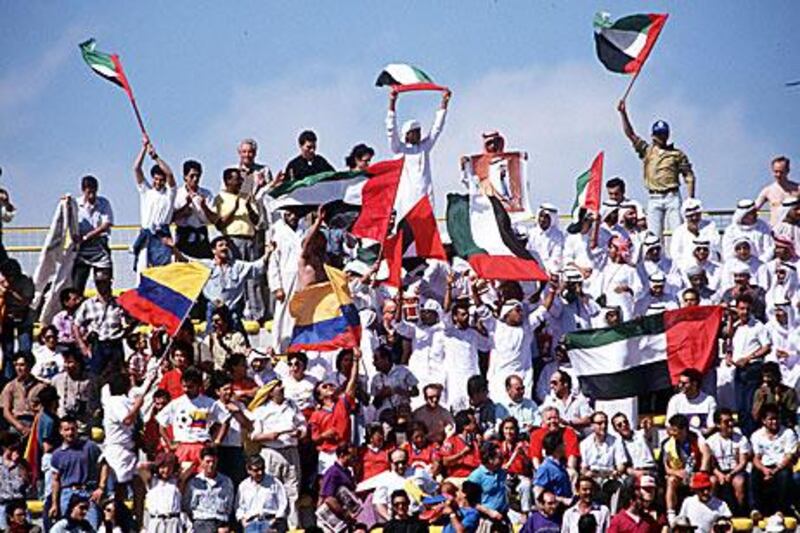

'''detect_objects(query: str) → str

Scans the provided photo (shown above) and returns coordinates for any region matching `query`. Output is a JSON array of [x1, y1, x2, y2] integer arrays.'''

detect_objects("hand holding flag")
[[376, 63, 449, 93]]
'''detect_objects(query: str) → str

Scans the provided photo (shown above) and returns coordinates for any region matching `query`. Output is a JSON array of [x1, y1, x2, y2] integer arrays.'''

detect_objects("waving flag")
[[446, 191, 547, 281], [566, 306, 723, 400], [118, 262, 210, 335], [288, 265, 361, 352], [594, 12, 668, 74], [572, 151, 604, 218], [376, 63, 448, 93], [79, 38, 133, 97]]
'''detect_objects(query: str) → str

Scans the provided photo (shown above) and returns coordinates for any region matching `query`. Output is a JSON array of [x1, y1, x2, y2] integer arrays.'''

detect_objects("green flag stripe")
[[269, 170, 365, 198], [610, 14, 653, 33], [571, 169, 590, 212], [565, 312, 666, 350], [411, 66, 433, 83], [446, 193, 487, 258]]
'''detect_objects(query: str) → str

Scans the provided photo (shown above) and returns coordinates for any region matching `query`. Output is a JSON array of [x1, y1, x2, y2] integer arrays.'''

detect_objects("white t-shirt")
[[218, 399, 252, 448], [32, 345, 64, 382], [276, 370, 319, 412], [666, 391, 718, 429], [679, 495, 731, 533], [731, 318, 771, 365], [102, 395, 136, 449], [138, 181, 176, 231], [156, 393, 230, 443], [706, 430, 751, 472], [750, 426, 798, 467], [173, 185, 214, 227]]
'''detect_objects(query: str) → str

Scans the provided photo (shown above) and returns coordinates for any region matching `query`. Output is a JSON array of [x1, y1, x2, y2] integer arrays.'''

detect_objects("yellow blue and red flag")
[[118, 262, 210, 335], [288, 264, 361, 352]]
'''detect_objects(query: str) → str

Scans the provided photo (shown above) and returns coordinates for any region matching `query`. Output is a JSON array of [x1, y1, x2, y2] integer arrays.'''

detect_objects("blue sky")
[[1, 1, 799, 226]]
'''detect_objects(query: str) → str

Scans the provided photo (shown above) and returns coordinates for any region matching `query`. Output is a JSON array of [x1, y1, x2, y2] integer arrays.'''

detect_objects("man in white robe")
[[670, 198, 721, 266], [441, 300, 491, 408], [394, 299, 447, 408], [526, 203, 565, 274], [484, 281, 557, 401], [267, 209, 304, 352], [722, 199, 774, 262]]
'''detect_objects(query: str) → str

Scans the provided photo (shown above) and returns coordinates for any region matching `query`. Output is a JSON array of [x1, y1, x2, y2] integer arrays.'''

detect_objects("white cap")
[[682, 198, 703, 216]]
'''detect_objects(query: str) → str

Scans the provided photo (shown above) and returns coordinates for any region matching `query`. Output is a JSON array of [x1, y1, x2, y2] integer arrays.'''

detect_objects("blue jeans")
[[89, 339, 124, 376], [735, 361, 763, 436], [245, 518, 285, 532], [59, 487, 100, 529], [646, 190, 682, 241]]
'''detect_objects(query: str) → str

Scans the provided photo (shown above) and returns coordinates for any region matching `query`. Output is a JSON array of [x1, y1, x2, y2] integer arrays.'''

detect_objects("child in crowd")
[[51, 287, 82, 347]]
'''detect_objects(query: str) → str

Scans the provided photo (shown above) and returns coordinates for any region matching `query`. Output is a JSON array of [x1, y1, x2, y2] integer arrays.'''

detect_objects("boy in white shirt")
[[705, 408, 751, 516], [155, 367, 229, 473], [750, 403, 797, 515]]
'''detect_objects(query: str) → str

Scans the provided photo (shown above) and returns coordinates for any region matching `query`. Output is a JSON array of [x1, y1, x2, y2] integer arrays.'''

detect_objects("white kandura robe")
[[442, 324, 491, 409], [395, 320, 447, 409], [485, 306, 548, 402], [267, 219, 303, 352]]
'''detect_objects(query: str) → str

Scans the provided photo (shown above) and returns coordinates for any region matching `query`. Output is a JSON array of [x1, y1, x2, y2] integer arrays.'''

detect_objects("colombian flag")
[[118, 262, 211, 335], [288, 264, 361, 352]]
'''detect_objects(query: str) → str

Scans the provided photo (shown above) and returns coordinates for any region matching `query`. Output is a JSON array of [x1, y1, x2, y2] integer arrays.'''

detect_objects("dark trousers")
[[752, 466, 793, 515], [72, 264, 113, 297], [218, 445, 246, 486], [90, 338, 125, 376], [1, 318, 32, 381], [735, 361, 763, 435]]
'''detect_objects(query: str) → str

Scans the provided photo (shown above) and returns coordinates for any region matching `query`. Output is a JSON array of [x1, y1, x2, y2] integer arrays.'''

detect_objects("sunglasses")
[[392, 500, 409, 507]]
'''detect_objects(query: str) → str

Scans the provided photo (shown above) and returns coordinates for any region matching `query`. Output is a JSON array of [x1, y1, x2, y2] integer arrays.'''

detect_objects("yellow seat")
[[91, 427, 105, 442], [652, 415, 666, 426], [27, 500, 44, 514], [242, 320, 261, 335]]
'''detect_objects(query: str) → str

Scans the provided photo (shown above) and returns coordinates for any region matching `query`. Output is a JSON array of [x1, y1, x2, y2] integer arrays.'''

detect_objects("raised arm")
[[133, 138, 148, 186], [617, 100, 639, 144], [345, 347, 361, 399], [386, 89, 402, 153], [147, 142, 176, 188], [422, 90, 451, 150]]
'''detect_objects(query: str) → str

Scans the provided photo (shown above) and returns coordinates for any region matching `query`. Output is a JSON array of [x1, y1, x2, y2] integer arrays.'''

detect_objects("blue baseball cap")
[[651, 120, 670, 137]]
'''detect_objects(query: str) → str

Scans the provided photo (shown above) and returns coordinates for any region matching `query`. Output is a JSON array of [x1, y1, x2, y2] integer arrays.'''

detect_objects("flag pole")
[[128, 96, 149, 140], [620, 69, 642, 102]]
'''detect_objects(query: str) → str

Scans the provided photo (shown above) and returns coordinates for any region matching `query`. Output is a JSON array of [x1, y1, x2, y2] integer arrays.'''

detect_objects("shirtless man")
[[297, 206, 329, 290], [756, 156, 798, 226]]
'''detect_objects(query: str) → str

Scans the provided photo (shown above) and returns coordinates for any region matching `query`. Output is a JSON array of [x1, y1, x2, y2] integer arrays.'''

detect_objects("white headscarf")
[[732, 199, 757, 226]]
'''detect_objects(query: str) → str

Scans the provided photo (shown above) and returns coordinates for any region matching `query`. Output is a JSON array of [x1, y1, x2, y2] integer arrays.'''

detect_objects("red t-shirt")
[[608, 509, 660, 533], [143, 415, 173, 460], [402, 441, 440, 468], [498, 440, 533, 477], [440, 434, 481, 478], [529, 427, 581, 461], [359, 445, 394, 481], [309, 394, 354, 453], [158, 369, 184, 400]]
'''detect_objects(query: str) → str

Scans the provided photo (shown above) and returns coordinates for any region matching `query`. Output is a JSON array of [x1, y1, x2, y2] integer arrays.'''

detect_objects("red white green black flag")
[[79, 38, 133, 98], [594, 12, 668, 74]]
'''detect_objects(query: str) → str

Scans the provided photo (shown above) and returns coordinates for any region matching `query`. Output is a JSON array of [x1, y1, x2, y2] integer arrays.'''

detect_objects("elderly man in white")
[[670, 198, 721, 267]]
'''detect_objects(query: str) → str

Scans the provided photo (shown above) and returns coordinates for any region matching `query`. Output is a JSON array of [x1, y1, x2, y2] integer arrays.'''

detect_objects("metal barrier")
[[0, 208, 760, 290]]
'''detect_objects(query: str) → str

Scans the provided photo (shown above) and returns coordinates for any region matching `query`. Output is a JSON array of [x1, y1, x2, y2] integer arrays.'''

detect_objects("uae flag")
[[594, 12, 668, 74], [571, 151, 604, 218], [351, 158, 446, 287], [565, 306, 723, 400], [375, 63, 448, 93], [446, 192, 547, 281], [79, 39, 133, 97]]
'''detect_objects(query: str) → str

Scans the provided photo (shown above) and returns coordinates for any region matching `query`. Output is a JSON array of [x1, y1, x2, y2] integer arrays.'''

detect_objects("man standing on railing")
[[173, 159, 215, 259], [755, 156, 798, 227], [617, 100, 696, 241], [132, 137, 177, 273], [73, 175, 114, 296]]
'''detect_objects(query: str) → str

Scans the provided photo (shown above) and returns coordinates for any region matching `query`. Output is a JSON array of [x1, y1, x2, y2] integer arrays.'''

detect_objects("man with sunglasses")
[[412, 383, 453, 444], [666, 369, 718, 435], [373, 449, 420, 523], [383, 490, 428, 533], [609, 412, 657, 479]]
